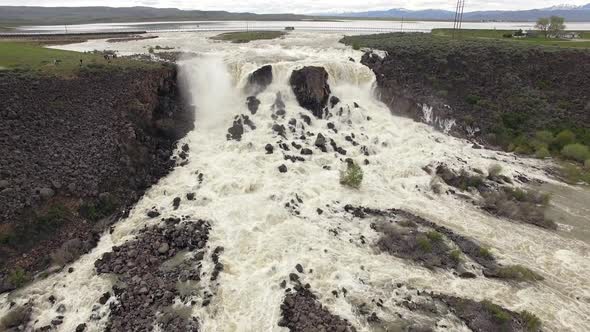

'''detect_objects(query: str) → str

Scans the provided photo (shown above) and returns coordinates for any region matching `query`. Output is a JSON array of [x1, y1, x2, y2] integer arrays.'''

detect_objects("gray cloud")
[[0, 0, 587, 13]]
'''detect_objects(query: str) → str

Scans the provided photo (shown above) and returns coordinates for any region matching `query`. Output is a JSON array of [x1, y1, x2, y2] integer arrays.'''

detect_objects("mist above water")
[[3, 32, 590, 332]]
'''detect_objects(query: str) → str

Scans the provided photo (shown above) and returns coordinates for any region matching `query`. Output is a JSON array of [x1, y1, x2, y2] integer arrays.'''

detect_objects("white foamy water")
[[2, 32, 590, 332]]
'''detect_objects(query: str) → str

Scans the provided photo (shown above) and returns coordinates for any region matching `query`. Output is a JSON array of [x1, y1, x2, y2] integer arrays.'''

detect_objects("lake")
[[15, 19, 590, 34]]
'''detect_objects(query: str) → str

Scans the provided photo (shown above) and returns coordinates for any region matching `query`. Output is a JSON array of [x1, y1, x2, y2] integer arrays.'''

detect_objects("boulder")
[[265, 144, 274, 154], [39, 187, 55, 199], [289, 67, 331, 118], [329, 96, 341, 108], [246, 96, 261, 114], [246, 65, 273, 95]]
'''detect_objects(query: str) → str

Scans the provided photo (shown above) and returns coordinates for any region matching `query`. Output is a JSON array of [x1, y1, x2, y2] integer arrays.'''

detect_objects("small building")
[[560, 32, 580, 39], [284, 27, 295, 31]]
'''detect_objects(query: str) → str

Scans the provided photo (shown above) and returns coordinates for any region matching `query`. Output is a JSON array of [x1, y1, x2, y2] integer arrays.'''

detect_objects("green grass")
[[0, 41, 160, 76], [211, 31, 286, 43], [432, 29, 590, 48]]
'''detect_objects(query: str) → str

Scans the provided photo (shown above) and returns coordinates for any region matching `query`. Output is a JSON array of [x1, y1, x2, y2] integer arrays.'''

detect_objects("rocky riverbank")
[[341, 33, 590, 151], [0, 64, 193, 293]]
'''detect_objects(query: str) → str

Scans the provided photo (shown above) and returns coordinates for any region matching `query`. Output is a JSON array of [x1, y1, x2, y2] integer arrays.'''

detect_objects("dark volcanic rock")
[[300, 148, 313, 156], [329, 96, 341, 108], [272, 124, 286, 138], [0, 66, 193, 291], [246, 96, 261, 114], [227, 115, 256, 141], [300, 114, 311, 126], [375, 224, 459, 270], [435, 295, 541, 332], [147, 209, 161, 218], [265, 144, 274, 154], [278, 287, 356, 331], [360, 41, 590, 145], [94, 219, 211, 331], [227, 120, 245, 141], [289, 67, 331, 118], [246, 65, 273, 95], [279, 165, 288, 173]]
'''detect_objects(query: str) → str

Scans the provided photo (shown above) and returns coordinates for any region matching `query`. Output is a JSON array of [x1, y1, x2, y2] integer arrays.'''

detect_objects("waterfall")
[[2, 31, 590, 332]]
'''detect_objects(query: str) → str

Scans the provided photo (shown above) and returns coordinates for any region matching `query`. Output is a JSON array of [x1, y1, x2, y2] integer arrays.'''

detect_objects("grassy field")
[[0, 41, 160, 76], [211, 31, 286, 43], [432, 28, 590, 48]]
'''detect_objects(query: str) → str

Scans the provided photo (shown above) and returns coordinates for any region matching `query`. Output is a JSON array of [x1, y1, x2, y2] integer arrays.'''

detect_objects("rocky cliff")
[[347, 34, 590, 148], [0, 65, 193, 292]]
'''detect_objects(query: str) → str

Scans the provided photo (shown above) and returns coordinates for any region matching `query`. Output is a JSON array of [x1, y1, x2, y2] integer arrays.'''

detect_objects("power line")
[[452, 0, 466, 38]]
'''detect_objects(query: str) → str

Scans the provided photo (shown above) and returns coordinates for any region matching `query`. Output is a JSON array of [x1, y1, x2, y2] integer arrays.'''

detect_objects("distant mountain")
[[0, 6, 306, 25], [326, 3, 590, 22]]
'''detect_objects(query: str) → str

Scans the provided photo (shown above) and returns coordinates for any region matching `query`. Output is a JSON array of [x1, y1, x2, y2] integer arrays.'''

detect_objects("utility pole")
[[64, 25, 68, 34], [452, 0, 466, 39]]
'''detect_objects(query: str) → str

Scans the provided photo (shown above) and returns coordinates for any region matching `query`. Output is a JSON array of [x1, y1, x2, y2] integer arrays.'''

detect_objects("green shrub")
[[36, 204, 68, 226], [483, 300, 512, 323], [535, 131, 554, 144], [479, 247, 493, 259], [426, 231, 443, 242], [561, 144, 590, 162], [399, 220, 417, 228], [351, 42, 361, 50], [553, 130, 576, 149], [585, 160, 590, 170], [488, 164, 503, 177], [520, 310, 542, 331], [494, 265, 544, 282], [8, 267, 29, 288], [514, 144, 534, 155], [340, 161, 363, 189], [450, 249, 462, 262], [416, 235, 432, 252], [79, 195, 117, 222], [561, 163, 590, 184], [535, 146, 550, 159], [465, 94, 480, 105]]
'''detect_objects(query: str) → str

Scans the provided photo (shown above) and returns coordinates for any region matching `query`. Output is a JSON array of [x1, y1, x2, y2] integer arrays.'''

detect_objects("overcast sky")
[[0, 0, 588, 13]]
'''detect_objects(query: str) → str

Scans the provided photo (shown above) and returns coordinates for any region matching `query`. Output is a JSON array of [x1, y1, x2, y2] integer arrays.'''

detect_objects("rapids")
[[1, 32, 589, 332]]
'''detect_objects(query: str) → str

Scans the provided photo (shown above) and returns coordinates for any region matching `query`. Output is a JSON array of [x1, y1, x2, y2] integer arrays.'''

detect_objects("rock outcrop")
[[246, 65, 273, 95], [357, 35, 590, 146], [95, 218, 211, 331], [0, 65, 193, 293], [289, 66, 331, 118]]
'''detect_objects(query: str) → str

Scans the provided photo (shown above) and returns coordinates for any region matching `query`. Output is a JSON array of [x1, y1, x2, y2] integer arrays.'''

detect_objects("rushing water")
[[2, 32, 590, 331]]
